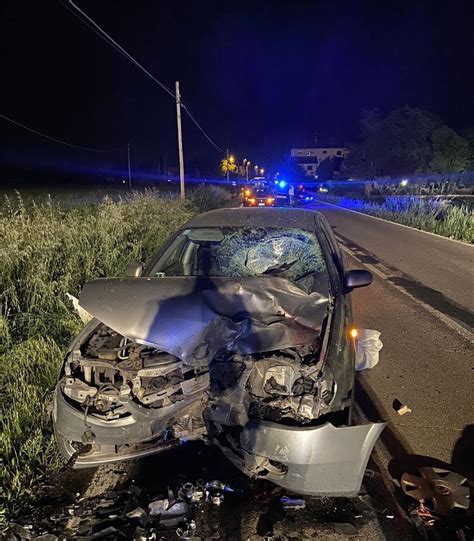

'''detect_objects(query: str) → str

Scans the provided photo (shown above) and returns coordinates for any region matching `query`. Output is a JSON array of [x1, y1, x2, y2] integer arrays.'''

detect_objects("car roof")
[[184, 207, 324, 230]]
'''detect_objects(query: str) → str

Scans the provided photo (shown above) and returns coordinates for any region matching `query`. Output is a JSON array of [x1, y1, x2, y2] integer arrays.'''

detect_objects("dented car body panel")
[[78, 276, 330, 365], [240, 420, 386, 496], [53, 208, 383, 496]]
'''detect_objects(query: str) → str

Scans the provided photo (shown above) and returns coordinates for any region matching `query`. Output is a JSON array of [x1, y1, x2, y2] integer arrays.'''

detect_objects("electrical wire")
[[64, 0, 176, 99], [64, 0, 227, 155], [0, 114, 126, 152], [181, 102, 226, 154]]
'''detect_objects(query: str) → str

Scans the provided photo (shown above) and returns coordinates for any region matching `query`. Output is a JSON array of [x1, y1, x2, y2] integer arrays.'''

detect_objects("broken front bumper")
[[240, 420, 386, 496], [53, 384, 198, 468]]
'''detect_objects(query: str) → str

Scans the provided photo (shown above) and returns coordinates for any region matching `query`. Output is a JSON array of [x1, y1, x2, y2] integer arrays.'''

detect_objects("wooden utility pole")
[[175, 81, 185, 200]]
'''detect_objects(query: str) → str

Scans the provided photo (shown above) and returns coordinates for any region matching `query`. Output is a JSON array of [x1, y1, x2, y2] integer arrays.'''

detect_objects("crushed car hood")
[[79, 276, 329, 367]]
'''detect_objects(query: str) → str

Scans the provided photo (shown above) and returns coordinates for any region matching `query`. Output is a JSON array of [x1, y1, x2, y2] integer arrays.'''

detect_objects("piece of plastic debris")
[[148, 499, 169, 516], [386, 515, 395, 519], [160, 505, 190, 528], [394, 401, 412, 416], [279, 496, 306, 510], [178, 482, 204, 503], [355, 329, 383, 370], [33, 535, 59, 541], [149, 501, 190, 527], [177, 520, 201, 540], [126, 506, 147, 524], [134, 527, 156, 541], [203, 480, 238, 505], [66, 293, 93, 324], [401, 466, 470, 517]]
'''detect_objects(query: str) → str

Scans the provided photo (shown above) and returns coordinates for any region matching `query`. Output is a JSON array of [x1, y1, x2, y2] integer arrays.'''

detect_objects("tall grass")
[[318, 195, 473, 242], [0, 189, 217, 524]]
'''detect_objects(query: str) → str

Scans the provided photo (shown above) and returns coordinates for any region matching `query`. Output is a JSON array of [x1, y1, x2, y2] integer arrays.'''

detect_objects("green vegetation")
[[0, 186, 233, 525], [318, 194, 473, 242]]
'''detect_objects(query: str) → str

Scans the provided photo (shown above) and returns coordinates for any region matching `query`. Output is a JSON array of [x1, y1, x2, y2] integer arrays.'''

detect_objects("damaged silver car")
[[53, 208, 385, 496]]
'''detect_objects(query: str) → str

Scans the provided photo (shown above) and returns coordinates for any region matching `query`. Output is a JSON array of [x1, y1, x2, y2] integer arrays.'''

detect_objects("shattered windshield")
[[150, 227, 327, 283]]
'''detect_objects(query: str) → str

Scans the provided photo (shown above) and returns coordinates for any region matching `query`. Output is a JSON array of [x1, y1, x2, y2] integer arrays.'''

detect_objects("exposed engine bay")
[[62, 322, 334, 423], [54, 275, 385, 496]]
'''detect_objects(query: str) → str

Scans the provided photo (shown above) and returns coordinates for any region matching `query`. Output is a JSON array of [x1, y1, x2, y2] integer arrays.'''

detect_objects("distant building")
[[290, 147, 349, 177]]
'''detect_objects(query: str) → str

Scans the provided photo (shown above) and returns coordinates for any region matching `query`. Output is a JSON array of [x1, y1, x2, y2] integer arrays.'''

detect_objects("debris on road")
[[203, 480, 238, 506], [176, 520, 201, 540], [6, 475, 246, 540], [401, 466, 470, 516], [147, 498, 169, 516], [393, 398, 412, 415], [354, 329, 383, 371], [178, 482, 204, 503], [125, 506, 147, 525], [155, 501, 191, 528], [279, 495, 306, 510]]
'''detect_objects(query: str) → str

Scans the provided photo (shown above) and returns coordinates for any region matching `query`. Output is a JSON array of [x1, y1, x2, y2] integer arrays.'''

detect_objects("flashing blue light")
[[278, 180, 287, 188]]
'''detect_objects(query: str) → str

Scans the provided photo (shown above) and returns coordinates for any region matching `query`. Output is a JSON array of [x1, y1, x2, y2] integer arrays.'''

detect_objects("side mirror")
[[344, 269, 373, 291], [124, 261, 143, 277]]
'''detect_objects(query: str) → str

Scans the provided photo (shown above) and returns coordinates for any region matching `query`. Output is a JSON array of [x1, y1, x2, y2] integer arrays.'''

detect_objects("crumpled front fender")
[[240, 420, 386, 496]]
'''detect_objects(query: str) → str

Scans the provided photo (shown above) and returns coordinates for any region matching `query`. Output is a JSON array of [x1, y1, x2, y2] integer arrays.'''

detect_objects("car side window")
[[153, 235, 188, 275]]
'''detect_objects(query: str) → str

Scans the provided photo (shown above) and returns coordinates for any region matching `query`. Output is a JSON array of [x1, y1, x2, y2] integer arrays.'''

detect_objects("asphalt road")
[[311, 200, 474, 474], [312, 200, 474, 321]]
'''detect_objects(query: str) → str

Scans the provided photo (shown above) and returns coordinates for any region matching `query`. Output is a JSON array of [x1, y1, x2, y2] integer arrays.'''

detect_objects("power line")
[[181, 103, 226, 154], [0, 114, 126, 152], [64, 0, 226, 155], [63, 0, 176, 99]]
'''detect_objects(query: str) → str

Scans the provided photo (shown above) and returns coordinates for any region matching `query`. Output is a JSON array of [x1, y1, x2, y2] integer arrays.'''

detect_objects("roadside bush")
[[186, 183, 237, 214], [0, 190, 194, 525], [317, 194, 473, 242]]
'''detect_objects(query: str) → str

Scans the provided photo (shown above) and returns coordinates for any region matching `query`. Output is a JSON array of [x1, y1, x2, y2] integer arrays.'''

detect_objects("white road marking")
[[316, 199, 474, 248], [340, 241, 474, 343], [339, 244, 387, 279]]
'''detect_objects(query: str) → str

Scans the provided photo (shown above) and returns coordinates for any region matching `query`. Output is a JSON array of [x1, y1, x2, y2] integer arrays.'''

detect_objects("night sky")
[[1, 0, 474, 183]]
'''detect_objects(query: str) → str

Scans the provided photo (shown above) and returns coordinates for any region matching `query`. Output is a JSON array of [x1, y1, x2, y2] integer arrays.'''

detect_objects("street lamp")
[[254, 165, 258, 176], [260, 168, 265, 176], [246, 160, 250, 181]]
